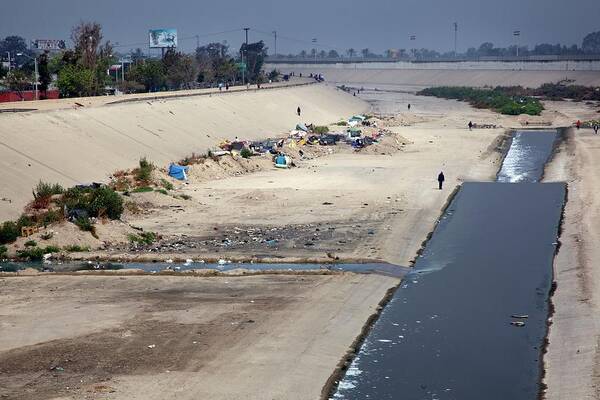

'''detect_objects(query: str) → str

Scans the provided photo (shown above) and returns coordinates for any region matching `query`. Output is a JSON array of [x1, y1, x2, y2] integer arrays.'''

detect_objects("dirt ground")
[[0, 273, 398, 400]]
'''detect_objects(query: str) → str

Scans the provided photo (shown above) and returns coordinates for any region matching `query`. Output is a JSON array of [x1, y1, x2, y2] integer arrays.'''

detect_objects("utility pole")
[[513, 30, 521, 57], [312, 38, 317, 64], [241, 28, 249, 85], [17, 52, 38, 100], [6, 52, 11, 72], [453, 22, 458, 57], [272, 31, 277, 57]]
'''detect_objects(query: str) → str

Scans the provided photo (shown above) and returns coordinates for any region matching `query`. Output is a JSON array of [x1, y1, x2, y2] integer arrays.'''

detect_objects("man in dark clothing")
[[297, 106, 301, 116], [594, 124, 599, 135], [437, 172, 445, 190], [408, 104, 411, 110], [468, 121, 473, 130]]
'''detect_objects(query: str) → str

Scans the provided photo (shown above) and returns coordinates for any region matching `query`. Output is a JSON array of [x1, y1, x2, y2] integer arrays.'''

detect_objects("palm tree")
[[361, 48, 370, 58], [347, 48, 355, 58]]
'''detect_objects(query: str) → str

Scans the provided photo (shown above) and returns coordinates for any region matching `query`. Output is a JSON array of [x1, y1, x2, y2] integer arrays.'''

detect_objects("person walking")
[[594, 124, 599, 135], [297, 106, 301, 117], [408, 103, 411, 111], [437, 171, 445, 190], [468, 121, 473, 131], [576, 120, 581, 130]]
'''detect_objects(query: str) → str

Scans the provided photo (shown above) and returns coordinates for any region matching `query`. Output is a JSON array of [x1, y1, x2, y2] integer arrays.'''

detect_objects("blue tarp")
[[275, 155, 287, 165], [168, 164, 189, 180]]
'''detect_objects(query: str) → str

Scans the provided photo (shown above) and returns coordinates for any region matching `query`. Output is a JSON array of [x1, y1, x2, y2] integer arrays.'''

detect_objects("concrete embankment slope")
[[0, 84, 366, 221], [269, 64, 600, 88]]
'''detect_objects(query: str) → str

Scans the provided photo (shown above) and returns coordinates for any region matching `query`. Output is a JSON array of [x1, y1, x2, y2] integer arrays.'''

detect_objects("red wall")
[[0, 90, 60, 103]]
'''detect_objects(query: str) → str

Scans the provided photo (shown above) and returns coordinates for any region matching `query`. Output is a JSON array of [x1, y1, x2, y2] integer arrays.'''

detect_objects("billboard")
[[149, 29, 177, 48], [33, 39, 66, 51]]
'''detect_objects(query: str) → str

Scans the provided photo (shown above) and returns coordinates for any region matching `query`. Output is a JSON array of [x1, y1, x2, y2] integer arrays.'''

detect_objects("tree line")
[[0, 22, 271, 99], [274, 30, 600, 60]]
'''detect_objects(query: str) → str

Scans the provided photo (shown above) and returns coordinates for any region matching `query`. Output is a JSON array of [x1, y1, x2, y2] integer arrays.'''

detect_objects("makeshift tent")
[[296, 123, 308, 132], [168, 164, 189, 180], [349, 115, 366, 122], [274, 154, 291, 169]]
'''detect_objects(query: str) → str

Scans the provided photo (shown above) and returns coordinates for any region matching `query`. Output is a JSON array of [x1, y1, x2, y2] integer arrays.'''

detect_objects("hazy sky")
[[1, 0, 598, 55]]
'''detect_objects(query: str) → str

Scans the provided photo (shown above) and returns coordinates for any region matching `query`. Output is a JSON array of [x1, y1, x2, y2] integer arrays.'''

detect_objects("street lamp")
[[17, 52, 39, 100], [5, 52, 11, 72], [513, 30, 521, 57]]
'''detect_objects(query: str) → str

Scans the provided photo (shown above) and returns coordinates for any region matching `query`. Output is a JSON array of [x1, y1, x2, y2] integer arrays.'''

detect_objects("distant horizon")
[[1, 0, 598, 55]]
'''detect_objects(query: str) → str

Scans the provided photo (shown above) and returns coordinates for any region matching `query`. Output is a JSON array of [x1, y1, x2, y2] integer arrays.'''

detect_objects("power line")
[[111, 28, 244, 49], [251, 28, 345, 53]]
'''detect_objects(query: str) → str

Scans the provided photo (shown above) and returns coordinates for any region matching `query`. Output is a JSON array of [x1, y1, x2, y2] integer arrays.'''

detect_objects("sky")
[[1, 0, 598, 55]]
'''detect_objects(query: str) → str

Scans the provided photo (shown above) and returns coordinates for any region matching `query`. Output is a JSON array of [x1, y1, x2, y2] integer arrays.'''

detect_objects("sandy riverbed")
[[0, 273, 398, 400]]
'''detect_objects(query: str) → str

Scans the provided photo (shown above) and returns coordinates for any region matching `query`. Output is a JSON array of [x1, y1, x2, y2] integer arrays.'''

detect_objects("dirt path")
[[543, 128, 600, 399]]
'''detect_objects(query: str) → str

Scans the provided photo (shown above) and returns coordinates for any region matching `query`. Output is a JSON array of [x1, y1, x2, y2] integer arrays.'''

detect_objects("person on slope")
[[437, 171, 445, 190]]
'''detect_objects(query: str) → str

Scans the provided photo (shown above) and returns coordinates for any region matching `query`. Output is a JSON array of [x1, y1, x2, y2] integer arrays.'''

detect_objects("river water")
[[331, 130, 564, 400]]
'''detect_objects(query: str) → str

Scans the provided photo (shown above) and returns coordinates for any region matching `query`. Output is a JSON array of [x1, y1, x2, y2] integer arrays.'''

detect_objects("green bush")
[[155, 189, 168, 195], [61, 187, 89, 211], [128, 231, 157, 245], [16, 215, 34, 230], [33, 181, 64, 200], [45, 245, 60, 253], [336, 121, 348, 126], [17, 247, 45, 261], [40, 210, 62, 227], [16, 246, 58, 260], [418, 86, 544, 116], [88, 187, 124, 219], [64, 244, 91, 252], [0, 245, 7, 258], [240, 148, 253, 159], [24, 240, 37, 247], [0, 221, 19, 244], [136, 157, 154, 182]]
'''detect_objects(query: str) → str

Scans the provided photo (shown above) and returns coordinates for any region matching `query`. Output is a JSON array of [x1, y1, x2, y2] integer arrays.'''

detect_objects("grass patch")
[[178, 194, 192, 200], [128, 231, 157, 245], [418, 86, 544, 116], [132, 186, 154, 193], [75, 217, 98, 238], [313, 125, 330, 134], [155, 189, 168, 195], [160, 179, 174, 190], [24, 240, 37, 247], [16, 245, 60, 260], [64, 244, 91, 252]]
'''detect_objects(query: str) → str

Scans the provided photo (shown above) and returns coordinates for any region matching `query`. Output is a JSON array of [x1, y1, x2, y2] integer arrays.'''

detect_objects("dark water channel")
[[331, 130, 564, 399]]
